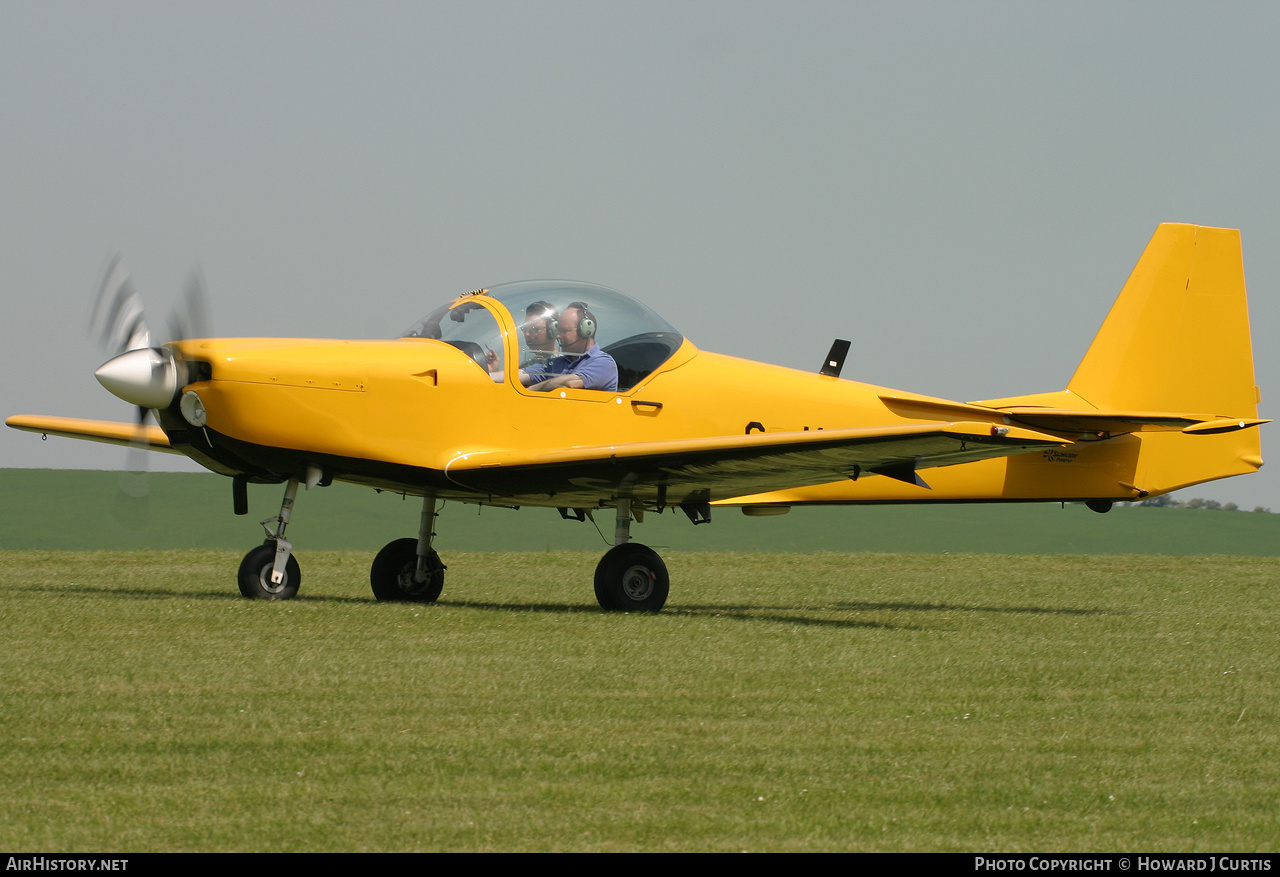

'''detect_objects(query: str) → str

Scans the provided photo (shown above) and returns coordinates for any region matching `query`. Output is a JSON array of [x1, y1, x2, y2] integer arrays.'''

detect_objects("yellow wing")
[[442, 421, 1064, 507], [5, 414, 180, 454]]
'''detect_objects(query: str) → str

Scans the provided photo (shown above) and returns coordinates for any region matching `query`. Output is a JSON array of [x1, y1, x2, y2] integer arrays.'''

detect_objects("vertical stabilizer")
[[1068, 224, 1259, 418]]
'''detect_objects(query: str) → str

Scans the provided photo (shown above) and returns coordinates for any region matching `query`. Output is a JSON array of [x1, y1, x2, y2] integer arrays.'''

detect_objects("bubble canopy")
[[401, 281, 686, 391]]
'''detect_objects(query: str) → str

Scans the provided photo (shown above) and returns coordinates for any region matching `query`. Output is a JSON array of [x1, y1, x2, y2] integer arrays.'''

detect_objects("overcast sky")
[[3, 1, 1278, 510]]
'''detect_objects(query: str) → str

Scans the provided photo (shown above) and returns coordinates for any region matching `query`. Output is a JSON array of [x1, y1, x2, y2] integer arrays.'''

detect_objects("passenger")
[[487, 301, 558, 379], [522, 301, 618, 392], [520, 301, 559, 367]]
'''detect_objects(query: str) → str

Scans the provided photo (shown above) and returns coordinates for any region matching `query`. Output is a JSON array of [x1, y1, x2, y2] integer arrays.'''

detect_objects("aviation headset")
[[525, 300, 596, 340], [525, 301, 559, 336], [563, 301, 596, 339]]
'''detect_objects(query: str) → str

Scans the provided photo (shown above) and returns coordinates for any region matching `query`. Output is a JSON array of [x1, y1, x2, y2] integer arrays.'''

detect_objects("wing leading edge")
[[6, 414, 179, 454], [443, 421, 1064, 507]]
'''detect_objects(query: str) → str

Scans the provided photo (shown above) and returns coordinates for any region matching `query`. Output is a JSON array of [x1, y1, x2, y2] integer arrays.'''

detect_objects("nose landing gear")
[[238, 541, 301, 600], [238, 475, 303, 600]]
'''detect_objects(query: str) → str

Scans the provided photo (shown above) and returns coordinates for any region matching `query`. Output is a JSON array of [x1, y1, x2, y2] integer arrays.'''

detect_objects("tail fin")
[[1068, 224, 1259, 419]]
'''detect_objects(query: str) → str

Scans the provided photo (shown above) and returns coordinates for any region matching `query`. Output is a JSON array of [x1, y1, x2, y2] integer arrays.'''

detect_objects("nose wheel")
[[238, 476, 303, 600], [238, 542, 301, 600]]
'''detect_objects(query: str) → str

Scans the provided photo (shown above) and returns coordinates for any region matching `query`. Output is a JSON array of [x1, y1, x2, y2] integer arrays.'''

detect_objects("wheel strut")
[[257, 476, 300, 585], [254, 466, 323, 585], [369, 492, 446, 602], [415, 493, 440, 584], [614, 497, 632, 546]]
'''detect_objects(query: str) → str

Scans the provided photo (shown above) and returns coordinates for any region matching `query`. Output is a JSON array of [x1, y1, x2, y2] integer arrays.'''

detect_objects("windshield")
[[402, 281, 685, 391], [401, 297, 504, 374]]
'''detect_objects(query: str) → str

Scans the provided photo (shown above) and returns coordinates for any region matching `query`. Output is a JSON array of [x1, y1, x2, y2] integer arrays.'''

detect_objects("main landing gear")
[[362, 494, 666, 611], [237, 479, 667, 612], [369, 494, 446, 602], [593, 498, 670, 612]]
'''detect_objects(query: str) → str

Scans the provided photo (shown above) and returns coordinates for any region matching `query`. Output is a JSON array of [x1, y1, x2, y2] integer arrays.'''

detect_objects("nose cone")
[[95, 347, 179, 409]]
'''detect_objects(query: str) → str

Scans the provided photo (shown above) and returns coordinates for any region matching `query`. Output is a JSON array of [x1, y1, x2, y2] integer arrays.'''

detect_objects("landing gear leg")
[[594, 498, 669, 612], [370, 493, 446, 602], [237, 476, 302, 600]]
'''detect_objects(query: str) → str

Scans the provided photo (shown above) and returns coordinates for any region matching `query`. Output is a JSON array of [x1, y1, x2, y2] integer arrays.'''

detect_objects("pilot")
[[522, 301, 618, 392]]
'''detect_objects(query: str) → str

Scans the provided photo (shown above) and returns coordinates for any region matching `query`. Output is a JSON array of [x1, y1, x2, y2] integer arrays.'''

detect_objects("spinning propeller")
[[91, 255, 212, 415], [88, 256, 212, 525]]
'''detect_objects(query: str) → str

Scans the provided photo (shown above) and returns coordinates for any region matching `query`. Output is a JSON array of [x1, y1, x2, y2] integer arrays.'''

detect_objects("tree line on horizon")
[[1128, 495, 1272, 513]]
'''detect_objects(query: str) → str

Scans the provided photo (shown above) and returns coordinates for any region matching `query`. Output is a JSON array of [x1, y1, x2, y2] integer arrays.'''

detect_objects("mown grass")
[[4, 468, 1279, 555], [1, 549, 1277, 851]]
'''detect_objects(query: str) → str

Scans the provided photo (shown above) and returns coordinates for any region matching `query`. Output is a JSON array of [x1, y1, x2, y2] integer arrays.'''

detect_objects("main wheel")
[[370, 537, 445, 602], [238, 542, 301, 600], [594, 542, 669, 612]]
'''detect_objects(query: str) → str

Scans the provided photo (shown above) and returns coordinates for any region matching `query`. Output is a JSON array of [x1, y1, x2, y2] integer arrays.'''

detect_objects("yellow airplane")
[[7, 223, 1266, 611]]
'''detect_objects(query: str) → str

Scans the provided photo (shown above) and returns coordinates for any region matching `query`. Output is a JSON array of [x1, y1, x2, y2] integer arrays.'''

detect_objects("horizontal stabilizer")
[[1181, 417, 1271, 435], [998, 408, 1268, 436], [881, 394, 1268, 438]]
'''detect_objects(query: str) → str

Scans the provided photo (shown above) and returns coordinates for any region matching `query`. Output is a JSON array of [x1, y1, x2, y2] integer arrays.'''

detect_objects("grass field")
[[3, 468, 1279, 555], [2, 548, 1277, 851]]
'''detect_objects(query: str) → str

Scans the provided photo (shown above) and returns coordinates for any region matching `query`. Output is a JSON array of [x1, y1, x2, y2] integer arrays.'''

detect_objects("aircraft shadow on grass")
[[22, 583, 1111, 632]]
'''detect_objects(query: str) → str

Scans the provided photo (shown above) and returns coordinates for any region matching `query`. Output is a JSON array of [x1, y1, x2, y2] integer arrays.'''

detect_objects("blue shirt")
[[525, 344, 619, 392]]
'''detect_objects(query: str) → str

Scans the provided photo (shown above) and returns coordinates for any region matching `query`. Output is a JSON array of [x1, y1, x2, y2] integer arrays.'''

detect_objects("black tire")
[[237, 542, 301, 600], [370, 537, 445, 602], [594, 542, 669, 612]]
